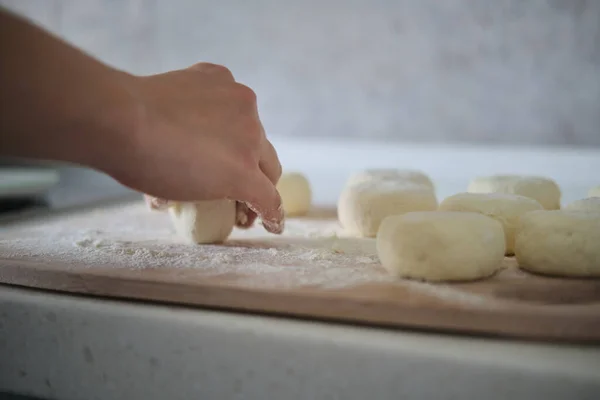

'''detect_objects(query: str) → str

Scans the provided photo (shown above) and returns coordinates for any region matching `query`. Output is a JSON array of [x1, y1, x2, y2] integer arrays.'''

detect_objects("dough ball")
[[338, 180, 438, 237], [377, 211, 505, 281], [515, 210, 600, 277], [589, 186, 600, 197], [468, 175, 561, 210], [439, 192, 543, 255], [168, 200, 236, 244], [276, 172, 312, 216], [346, 168, 434, 191], [563, 197, 600, 213]]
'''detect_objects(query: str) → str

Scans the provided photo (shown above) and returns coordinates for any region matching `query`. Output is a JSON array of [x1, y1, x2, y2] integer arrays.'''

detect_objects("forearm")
[[0, 9, 138, 171]]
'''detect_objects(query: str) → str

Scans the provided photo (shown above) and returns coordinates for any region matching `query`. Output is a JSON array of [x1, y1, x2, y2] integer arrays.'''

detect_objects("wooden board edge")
[[1, 262, 599, 344]]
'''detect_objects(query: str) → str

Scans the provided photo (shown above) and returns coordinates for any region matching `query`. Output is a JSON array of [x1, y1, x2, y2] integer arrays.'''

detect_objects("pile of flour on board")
[[0, 201, 495, 306]]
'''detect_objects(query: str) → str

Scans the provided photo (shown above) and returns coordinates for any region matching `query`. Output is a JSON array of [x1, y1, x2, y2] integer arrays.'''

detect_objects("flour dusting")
[[0, 201, 498, 307]]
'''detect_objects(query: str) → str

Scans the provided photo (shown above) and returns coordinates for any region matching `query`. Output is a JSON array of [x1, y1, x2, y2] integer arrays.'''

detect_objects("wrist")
[[78, 69, 144, 179]]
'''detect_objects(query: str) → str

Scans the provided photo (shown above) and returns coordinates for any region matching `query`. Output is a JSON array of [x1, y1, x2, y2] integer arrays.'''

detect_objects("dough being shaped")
[[467, 175, 561, 210], [377, 211, 505, 281], [338, 180, 438, 237], [563, 197, 600, 213], [276, 172, 312, 216], [346, 169, 434, 191], [168, 200, 235, 244], [439, 192, 543, 255], [515, 210, 600, 277], [589, 186, 600, 197]]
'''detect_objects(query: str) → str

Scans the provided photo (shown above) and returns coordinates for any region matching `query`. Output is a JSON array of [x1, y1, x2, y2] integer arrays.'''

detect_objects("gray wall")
[[2, 0, 599, 147]]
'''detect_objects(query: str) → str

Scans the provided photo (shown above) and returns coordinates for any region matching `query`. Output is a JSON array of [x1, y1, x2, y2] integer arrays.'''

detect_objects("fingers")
[[239, 126, 282, 232], [259, 135, 282, 186], [233, 139, 280, 230], [234, 170, 284, 234]]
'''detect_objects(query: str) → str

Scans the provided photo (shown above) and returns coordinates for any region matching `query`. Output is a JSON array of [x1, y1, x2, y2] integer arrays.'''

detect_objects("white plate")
[[0, 168, 60, 199]]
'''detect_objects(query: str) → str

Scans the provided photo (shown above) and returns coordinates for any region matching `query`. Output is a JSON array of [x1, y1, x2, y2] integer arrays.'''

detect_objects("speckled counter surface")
[[1, 138, 600, 399], [1, 285, 599, 400]]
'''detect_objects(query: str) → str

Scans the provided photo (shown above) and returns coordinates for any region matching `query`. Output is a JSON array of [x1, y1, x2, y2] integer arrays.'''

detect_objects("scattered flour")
[[0, 201, 501, 307]]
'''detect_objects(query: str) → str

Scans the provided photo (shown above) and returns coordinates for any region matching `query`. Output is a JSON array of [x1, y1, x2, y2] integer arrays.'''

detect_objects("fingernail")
[[262, 204, 285, 234], [245, 202, 285, 234], [144, 195, 172, 211], [262, 217, 285, 234]]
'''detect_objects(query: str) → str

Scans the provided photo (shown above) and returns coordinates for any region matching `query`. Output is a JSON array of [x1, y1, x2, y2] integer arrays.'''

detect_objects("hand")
[[113, 63, 284, 233], [0, 12, 283, 232]]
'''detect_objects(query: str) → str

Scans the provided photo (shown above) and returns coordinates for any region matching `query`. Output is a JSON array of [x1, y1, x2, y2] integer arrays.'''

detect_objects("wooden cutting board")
[[1, 200, 599, 343]]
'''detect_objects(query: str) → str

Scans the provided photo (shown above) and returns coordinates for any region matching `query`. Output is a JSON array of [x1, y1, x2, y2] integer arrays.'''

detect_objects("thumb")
[[235, 171, 284, 234]]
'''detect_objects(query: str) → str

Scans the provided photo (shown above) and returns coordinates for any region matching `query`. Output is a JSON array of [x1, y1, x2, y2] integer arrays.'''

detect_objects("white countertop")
[[1, 285, 599, 400], [1, 138, 600, 400]]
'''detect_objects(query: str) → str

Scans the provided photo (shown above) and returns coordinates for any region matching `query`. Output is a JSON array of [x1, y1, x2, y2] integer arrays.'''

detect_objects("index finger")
[[259, 138, 282, 185], [233, 169, 284, 234]]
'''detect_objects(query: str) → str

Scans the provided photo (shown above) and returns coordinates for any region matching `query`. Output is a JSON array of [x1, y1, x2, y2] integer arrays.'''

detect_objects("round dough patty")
[[563, 197, 600, 213], [168, 200, 236, 244], [377, 211, 505, 281], [439, 192, 543, 255], [515, 210, 600, 277], [338, 180, 437, 237], [468, 175, 561, 210], [276, 172, 312, 216], [346, 168, 434, 191]]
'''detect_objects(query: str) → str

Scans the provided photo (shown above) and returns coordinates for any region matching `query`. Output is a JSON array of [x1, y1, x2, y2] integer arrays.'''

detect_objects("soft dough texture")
[[277, 172, 312, 216], [589, 186, 600, 197], [439, 192, 543, 255], [346, 168, 434, 191], [515, 210, 600, 277], [168, 200, 236, 244], [338, 180, 438, 237], [468, 175, 561, 210], [377, 211, 505, 281], [563, 197, 600, 213]]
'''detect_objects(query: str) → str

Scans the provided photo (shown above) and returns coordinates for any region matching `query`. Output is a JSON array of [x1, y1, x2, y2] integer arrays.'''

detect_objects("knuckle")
[[242, 119, 263, 144], [233, 83, 257, 105], [237, 153, 260, 174], [189, 62, 234, 79], [210, 64, 234, 77]]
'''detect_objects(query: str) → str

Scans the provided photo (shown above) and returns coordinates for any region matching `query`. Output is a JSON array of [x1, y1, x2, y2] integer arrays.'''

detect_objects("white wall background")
[[2, 0, 599, 147]]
